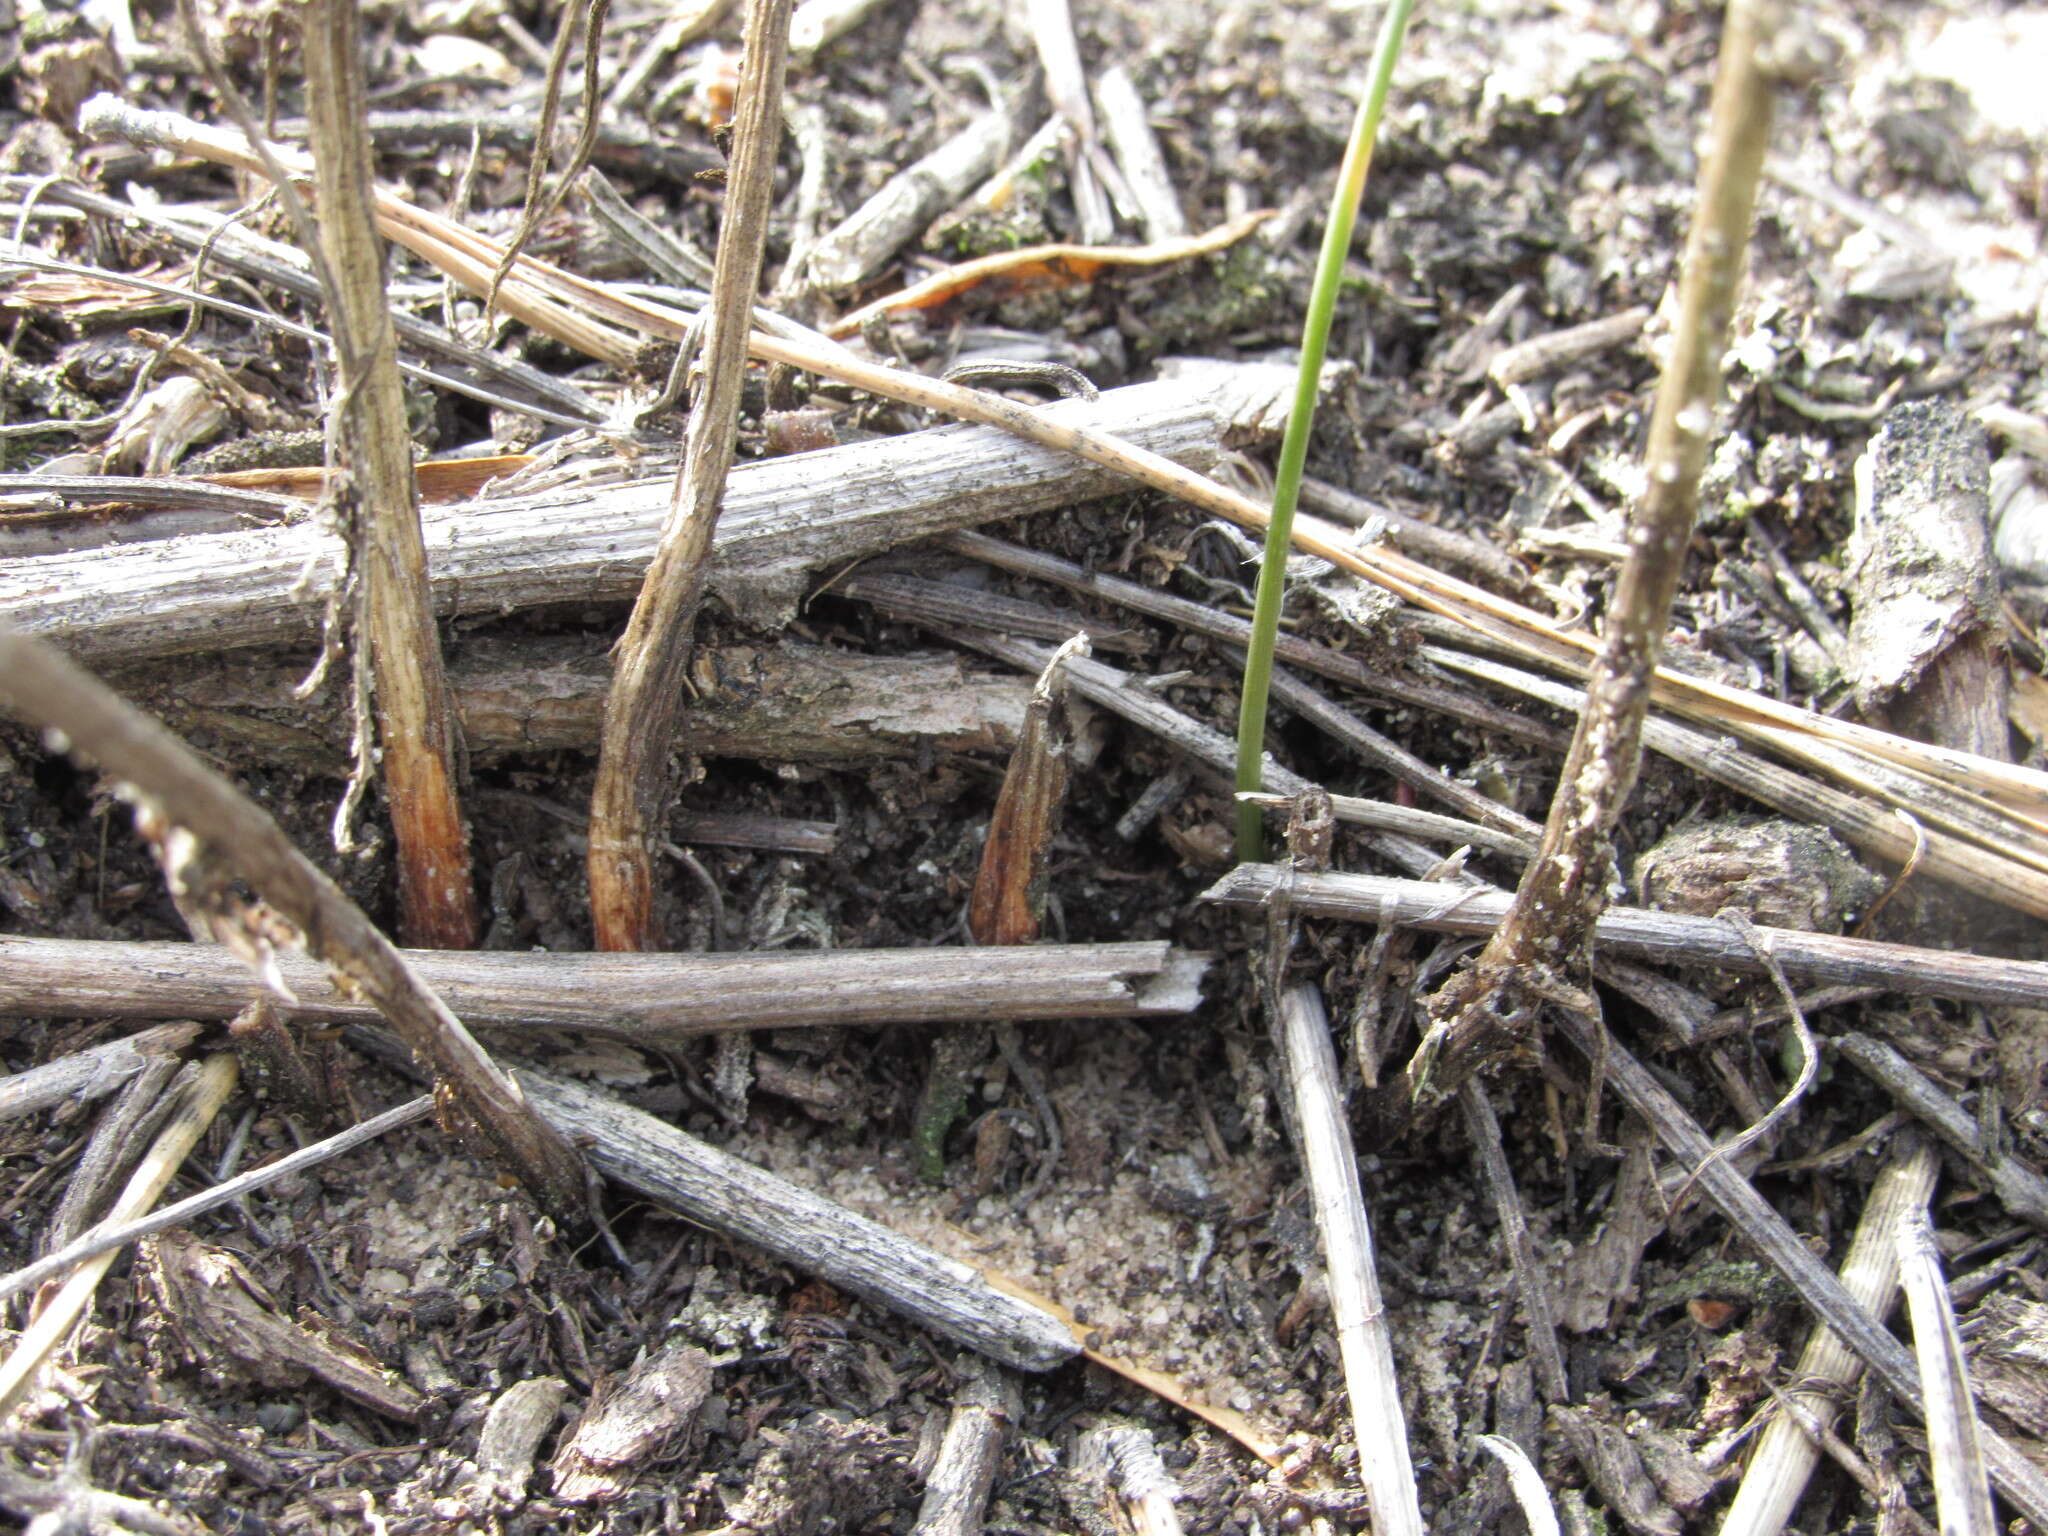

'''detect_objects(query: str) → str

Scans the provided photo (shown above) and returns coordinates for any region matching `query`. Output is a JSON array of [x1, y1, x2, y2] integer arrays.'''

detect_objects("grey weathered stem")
[[912, 1361, 1018, 1536], [589, 0, 792, 951], [1275, 984, 1422, 1536], [0, 625, 588, 1221], [1834, 1033, 2048, 1231], [0, 369, 1288, 665], [1715, 1137, 1939, 1536], [1202, 867, 2048, 1012], [1407, 0, 1778, 1107], [1897, 1204, 1998, 1536], [0, 1021, 201, 1124], [0, 935, 1204, 1033], [304, 0, 478, 950], [516, 1069, 1077, 1372]]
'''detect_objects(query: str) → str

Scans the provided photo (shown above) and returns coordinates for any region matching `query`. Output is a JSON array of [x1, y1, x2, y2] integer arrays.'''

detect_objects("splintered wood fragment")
[[1094, 67, 1186, 242], [552, 1343, 713, 1502], [0, 1054, 237, 1419], [0, 626, 588, 1221], [1717, 1136, 1939, 1536], [1834, 1034, 2048, 1231], [0, 937, 1203, 1032], [516, 1069, 1079, 1372], [0, 369, 1290, 665], [1543, 1005, 2048, 1528], [0, 1096, 434, 1306], [469, 1377, 568, 1514], [43, 1047, 185, 1254], [1276, 985, 1423, 1536], [132, 639, 1027, 769], [806, 109, 1016, 290], [1548, 1407, 1681, 1536], [1897, 1205, 1998, 1536], [0, 1022, 201, 1125], [1484, 307, 1650, 388], [1078, 1423, 1184, 1536], [911, 1360, 1018, 1536], [1202, 867, 2048, 1012], [143, 1230, 426, 1422], [1850, 401, 2007, 758]]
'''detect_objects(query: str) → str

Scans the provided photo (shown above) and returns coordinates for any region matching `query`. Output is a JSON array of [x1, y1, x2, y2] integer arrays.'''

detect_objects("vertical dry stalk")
[[0, 625, 589, 1223], [1398, 0, 1780, 1112], [587, 0, 794, 950], [303, 0, 478, 949]]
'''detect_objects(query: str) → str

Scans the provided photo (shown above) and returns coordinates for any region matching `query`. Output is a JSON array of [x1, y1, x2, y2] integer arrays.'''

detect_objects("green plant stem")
[[1233, 0, 1413, 861]]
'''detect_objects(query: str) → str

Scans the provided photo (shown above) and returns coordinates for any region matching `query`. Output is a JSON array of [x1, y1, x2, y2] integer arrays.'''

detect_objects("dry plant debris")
[[1, 0, 2047, 1531]]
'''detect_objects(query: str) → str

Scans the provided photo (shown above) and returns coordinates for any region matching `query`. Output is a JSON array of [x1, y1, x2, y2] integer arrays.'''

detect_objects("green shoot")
[[1233, 0, 1414, 862]]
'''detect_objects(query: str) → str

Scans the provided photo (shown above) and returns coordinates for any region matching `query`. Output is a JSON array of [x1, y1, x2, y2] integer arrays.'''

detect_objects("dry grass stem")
[[1897, 1204, 1998, 1536]]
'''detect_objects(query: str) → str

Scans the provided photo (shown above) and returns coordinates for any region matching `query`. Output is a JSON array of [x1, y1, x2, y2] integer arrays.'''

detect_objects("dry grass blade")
[[1475, 1434, 1560, 1536], [303, 0, 479, 949], [1897, 1204, 1998, 1536], [0, 625, 589, 1223], [1717, 1136, 1939, 1536], [587, 0, 793, 950], [0, 1054, 237, 1418], [1275, 984, 1423, 1536]]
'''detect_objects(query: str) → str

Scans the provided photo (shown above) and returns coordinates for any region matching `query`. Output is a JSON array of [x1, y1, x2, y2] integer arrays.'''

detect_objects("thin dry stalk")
[[0, 1054, 238, 1418], [1716, 1135, 1939, 1536], [588, 0, 793, 950], [1475, 1435, 1561, 1536], [303, 0, 478, 948], [1897, 1204, 1997, 1536], [1459, 1083, 1569, 1404], [911, 1362, 1018, 1536], [1401, 0, 1780, 1111], [0, 625, 588, 1221], [1275, 983, 1423, 1536], [0, 1096, 434, 1307]]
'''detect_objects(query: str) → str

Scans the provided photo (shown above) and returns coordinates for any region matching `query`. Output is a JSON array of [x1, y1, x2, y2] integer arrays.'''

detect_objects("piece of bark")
[[0, 1022, 202, 1124], [1547, 1406, 1681, 1536], [118, 638, 1026, 770], [1847, 400, 2006, 758], [552, 1343, 713, 1503], [469, 1377, 568, 1513], [0, 936, 1204, 1034], [142, 1229, 427, 1422], [1556, 1134, 1659, 1335], [0, 367, 1290, 665]]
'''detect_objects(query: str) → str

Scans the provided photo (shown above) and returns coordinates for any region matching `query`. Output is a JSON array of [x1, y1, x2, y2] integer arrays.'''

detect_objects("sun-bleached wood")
[[0, 368, 1290, 666], [0, 935, 1205, 1034]]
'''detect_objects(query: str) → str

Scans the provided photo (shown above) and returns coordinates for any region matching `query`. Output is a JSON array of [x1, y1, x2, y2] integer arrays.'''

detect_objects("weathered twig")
[[0, 1097, 433, 1307], [1459, 1083, 1568, 1405], [0, 368, 1290, 664], [1897, 1204, 1997, 1536], [1835, 1033, 2048, 1231], [1717, 1135, 1939, 1536], [1401, 0, 1781, 1110], [1202, 867, 2048, 1013], [589, 0, 792, 951], [0, 1022, 202, 1124], [0, 625, 588, 1221], [0, 936, 1204, 1033], [513, 1067, 1077, 1372], [1275, 984, 1422, 1536], [0, 1054, 238, 1418], [304, 0, 478, 949], [911, 1360, 1018, 1536]]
